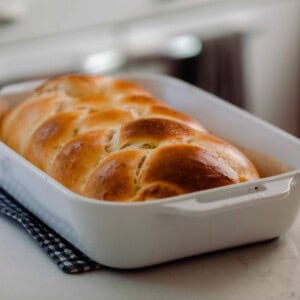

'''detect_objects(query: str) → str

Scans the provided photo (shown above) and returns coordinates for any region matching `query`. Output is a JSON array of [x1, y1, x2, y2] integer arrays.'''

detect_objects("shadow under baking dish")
[[0, 73, 300, 269]]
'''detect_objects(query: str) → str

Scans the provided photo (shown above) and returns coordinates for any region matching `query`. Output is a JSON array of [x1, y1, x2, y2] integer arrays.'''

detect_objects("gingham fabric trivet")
[[0, 187, 101, 274]]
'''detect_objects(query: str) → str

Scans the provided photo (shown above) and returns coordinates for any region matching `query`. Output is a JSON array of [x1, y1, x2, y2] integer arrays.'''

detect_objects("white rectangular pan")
[[1, 74, 300, 269]]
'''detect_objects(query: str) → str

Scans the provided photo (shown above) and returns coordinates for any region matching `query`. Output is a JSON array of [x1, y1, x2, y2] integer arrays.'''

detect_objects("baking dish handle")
[[157, 176, 299, 217]]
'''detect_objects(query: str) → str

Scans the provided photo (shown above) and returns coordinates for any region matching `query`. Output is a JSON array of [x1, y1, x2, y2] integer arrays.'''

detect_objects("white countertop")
[[1, 212, 300, 300]]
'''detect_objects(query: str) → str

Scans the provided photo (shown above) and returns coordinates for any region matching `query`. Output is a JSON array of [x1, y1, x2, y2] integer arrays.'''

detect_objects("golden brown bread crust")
[[119, 118, 197, 149], [84, 149, 147, 201], [49, 130, 107, 193], [140, 144, 238, 193], [24, 111, 81, 171], [0, 99, 8, 122], [0, 74, 259, 202]]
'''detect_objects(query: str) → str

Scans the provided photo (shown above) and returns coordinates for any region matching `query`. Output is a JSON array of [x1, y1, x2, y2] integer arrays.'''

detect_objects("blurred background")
[[0, 0, 299, 135]]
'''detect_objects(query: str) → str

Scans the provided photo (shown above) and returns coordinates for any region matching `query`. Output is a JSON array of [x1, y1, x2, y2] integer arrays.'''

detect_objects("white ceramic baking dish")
[[1, 74, 300, 269]]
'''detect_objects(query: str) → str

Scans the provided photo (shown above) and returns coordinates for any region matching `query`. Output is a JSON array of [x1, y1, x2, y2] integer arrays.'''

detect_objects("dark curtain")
[[169, 33, 245, 108]]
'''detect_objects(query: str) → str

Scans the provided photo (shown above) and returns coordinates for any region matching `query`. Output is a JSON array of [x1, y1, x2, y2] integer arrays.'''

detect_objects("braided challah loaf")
[[0, 74, 259, 201]]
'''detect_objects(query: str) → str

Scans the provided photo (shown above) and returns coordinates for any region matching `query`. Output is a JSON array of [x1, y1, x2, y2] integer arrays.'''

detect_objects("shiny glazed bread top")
[[0, 74, 259, 202]]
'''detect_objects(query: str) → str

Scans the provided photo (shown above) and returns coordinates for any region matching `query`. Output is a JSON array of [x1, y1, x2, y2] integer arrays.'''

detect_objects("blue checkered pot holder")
[[0, 187, 101, 274]]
